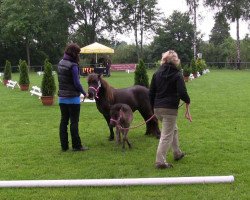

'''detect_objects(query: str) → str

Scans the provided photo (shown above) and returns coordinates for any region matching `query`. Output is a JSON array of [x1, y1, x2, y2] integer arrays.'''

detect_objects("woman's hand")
[[185, 103, 192, 122]]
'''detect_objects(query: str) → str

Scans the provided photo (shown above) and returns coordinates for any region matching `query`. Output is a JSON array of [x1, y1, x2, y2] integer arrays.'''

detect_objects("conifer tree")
[[134, 59, 149, 88]]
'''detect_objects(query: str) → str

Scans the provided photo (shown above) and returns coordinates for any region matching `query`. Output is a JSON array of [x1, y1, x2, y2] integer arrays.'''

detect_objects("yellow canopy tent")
[[80, 42, 114, 63]]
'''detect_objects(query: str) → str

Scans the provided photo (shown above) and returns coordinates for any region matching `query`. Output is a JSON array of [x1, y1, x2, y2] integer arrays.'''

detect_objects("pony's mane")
[[100, 76, 114, 102]]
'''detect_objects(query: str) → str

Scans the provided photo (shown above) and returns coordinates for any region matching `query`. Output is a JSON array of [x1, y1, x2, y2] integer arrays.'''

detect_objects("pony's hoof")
[[108, 137, 114, 141]]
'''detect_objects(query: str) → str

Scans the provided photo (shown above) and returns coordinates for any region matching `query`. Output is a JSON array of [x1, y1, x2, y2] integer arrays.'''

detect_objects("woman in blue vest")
[[57, 43, 88, 151]]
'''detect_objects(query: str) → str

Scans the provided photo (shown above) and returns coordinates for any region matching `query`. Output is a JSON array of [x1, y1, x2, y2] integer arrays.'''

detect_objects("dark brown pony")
[[87, 73, 160, 140]]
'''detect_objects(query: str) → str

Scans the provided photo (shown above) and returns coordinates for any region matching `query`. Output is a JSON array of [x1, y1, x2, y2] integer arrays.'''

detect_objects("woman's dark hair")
[[64, 43, 81, 63]]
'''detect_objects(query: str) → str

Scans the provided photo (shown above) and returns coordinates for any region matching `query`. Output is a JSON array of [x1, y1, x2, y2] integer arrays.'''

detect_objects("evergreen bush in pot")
[[3, 60, 12, 85], [19, 60, 30, 91], [134, 59, 149, 88], [182, 65, 191, 82], [41, 59, 56, 106]]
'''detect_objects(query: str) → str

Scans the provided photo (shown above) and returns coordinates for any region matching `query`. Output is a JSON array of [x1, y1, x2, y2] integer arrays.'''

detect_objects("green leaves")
[[18, 60, 30, 85], [3, 60, 12, 80], [134, 59, 149, 88], [41, 59, 56, 96]]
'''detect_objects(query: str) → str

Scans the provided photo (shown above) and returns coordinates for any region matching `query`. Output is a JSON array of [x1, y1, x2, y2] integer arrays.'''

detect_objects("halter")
[[88, 80, 101, 99]]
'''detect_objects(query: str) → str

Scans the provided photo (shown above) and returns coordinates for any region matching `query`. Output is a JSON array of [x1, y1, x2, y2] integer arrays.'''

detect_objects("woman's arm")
[[72, 65, 86, 96]]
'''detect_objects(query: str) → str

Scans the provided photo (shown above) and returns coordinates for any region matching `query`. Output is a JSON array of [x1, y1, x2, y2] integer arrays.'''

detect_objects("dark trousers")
[[59, 103, 82, 150]]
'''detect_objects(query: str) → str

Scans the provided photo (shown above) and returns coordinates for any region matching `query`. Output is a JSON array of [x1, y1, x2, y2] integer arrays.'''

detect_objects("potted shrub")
[[182, 65, 191, 82], [3, 60, 12, 85], [41, 59, 56, 106], [190, 59, 198, 78], [18, 60, 30, 91], [134, 59, 149, 88], [196, 58, 207, 75]]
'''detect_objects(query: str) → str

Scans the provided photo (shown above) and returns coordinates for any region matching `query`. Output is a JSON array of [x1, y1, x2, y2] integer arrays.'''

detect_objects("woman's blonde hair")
[[160, 50, 180, 66]]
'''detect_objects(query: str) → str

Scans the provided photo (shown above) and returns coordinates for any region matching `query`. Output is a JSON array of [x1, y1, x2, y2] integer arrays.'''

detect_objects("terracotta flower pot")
[[184, 76, 189, 82], [3, 79, 8, 85], [20, 84, 29, 91], [41, 96, 54, 106]]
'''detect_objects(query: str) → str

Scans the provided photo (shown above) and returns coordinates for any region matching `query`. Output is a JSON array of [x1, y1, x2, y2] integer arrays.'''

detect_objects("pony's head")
[[109, 103, 123, 127], [87, 73, 114, 101]]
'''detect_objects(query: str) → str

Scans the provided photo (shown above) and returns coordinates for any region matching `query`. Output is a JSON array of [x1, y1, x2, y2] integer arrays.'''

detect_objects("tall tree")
[[0, 0, 43, 66], [0, 0, 74, 66], [150, 11, 194, 64], [204, 0, 250, 69], [186, 0, 200, 60], [209, 12, 230, 45], [114, 0, 160, 61], [70, 0, 115, 46]]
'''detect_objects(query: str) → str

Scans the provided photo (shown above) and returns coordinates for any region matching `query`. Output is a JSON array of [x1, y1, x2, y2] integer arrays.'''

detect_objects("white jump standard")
[[30, 86, 42, 98], [6, 80, 20, 89]]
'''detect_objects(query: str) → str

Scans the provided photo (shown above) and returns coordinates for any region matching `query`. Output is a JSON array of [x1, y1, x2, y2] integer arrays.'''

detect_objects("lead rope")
[[116, 114, 156, 131]]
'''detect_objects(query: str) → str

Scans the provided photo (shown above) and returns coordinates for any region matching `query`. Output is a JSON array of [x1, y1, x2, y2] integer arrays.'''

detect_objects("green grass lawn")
[[0, 70, 249, 200]]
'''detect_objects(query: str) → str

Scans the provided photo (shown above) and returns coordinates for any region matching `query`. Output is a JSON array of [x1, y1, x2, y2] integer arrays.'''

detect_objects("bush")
[[190, 58, 197, 74], [195, 58, 207, 74], [41, 59, 56, 96], [3, 60, 12, 80], [19, 60, 30, 85], [182, 64, 191, 77], [134, 59, 149, 88]]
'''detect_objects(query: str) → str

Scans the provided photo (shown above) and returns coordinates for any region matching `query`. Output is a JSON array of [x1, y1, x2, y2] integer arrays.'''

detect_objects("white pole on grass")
[[0, 176, 234, 188]]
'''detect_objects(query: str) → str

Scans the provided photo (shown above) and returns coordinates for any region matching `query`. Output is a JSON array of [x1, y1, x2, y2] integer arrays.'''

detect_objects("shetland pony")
[[87, 73, 160, 140], [110, 103, 133, 149]]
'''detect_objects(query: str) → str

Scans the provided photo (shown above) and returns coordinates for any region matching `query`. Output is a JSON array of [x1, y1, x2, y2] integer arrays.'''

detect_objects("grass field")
[[0, 70, 249, 200]]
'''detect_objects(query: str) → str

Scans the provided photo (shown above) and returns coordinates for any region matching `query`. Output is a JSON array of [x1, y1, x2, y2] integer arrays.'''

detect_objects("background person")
[[106, 56, 111, 77], [57, 43, 88, 152], [149, 50, 192, 169]]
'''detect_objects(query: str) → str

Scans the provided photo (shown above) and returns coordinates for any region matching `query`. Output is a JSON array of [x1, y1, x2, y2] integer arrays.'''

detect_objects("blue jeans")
[[59, 103, 82, 150]]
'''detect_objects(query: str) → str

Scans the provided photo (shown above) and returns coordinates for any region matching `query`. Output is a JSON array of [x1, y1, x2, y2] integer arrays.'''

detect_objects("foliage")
[[204, 0, 250, 69], [209, 12, 230, 45], [0, 0, 74, 66], [18, 60, 30, 85], [241, 35, 250, 63], [41, 59, 56, 96], [195, 58, 207, 74], [113, 0, 161, 61], [134, 59, 149, 88], [190, 58, 197, 74], [70, 0, 116, 46], [3, 60, 12, 80], [112, 43, 138, 64], [200, 37, 237, 68], [182, 64, 191, 77], [150, 11, 194, 64]]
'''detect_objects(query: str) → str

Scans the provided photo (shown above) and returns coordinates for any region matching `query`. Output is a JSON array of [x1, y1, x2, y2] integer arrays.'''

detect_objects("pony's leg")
[[123, 130, 131, 149], [104, 115, 115, 141], [122, 131, 126, 150], [116, 127, 121, 144]]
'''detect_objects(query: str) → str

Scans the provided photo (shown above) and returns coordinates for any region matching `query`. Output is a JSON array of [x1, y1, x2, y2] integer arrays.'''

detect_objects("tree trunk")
[[26, 39, 31, 67], [134, 3, 140, 62], [193, 0, 197, 60], [236, 18, 241, 70], [140, 7, 143, 59]]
